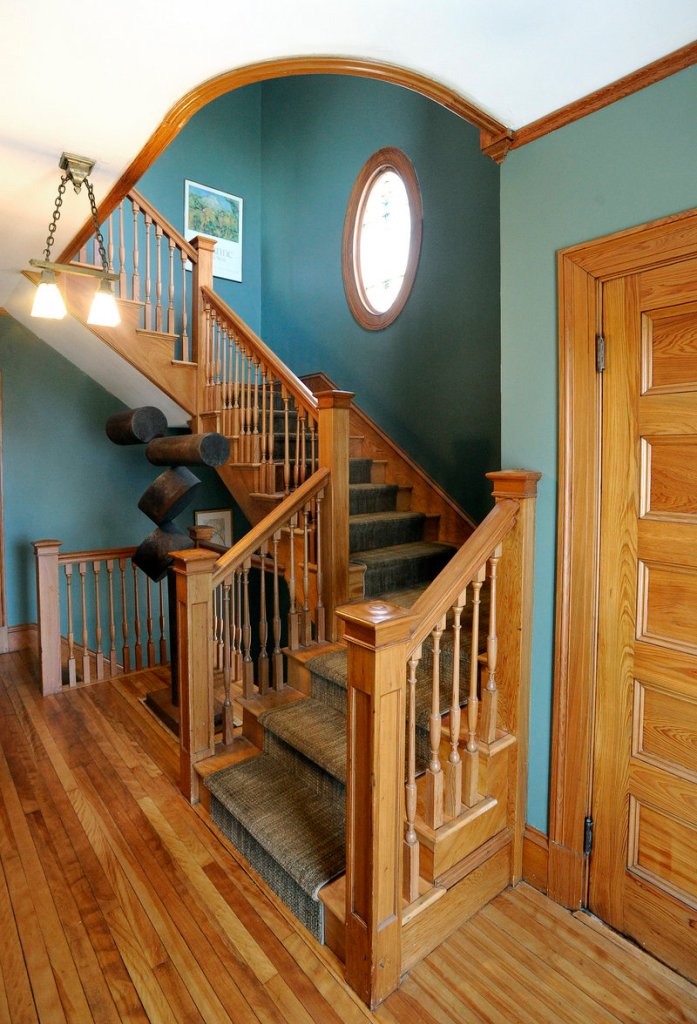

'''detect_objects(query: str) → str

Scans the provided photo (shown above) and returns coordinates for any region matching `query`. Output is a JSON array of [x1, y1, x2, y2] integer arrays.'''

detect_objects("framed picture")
[[194, 508, 233, 549], [184, 179, 243, 282]]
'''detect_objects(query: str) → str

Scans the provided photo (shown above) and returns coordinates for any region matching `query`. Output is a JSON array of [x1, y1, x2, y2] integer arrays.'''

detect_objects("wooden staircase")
[[30, 185, 541, 1009]]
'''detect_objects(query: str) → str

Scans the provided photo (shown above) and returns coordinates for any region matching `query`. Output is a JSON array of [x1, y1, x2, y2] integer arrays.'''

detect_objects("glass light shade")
[[87, 280, 120, 327], [31, 271, 66, 319]]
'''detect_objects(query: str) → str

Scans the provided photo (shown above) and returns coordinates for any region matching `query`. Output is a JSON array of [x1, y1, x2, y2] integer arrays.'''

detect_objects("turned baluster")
[[78, 561, 90, 683], [481, 546, 502, 744], [282, 388, 291, 495], [180, 250, 189, 360], [222, 582, 235, 745], [404, 647, 422, 903], [106, 559, 118, 675], [203, 304, 213, 407], [232, 339, 241, 458], [271, 530, 284, 688], [167, 236, 176, 335], [252, 358, 261, 464], [288, 514, 299, 649], [158, 579, 167, 663], [310, 420, 317, 473], [302, 504, 312, 646], [294, 403, 301, 490], [244, 350, 253, 463], [445, 594, 465, 817], [259, 368, 268, 491], [215, 314, 223, 414], [234, 569, 243, 683], [241, 559, 253, 698], [315, 490, 325, 643], [299, 413, 308, 483], [424, 617, 446, 828], [93, 560, 104, 680], [144, 212, 152, 330], [64, 563, 77, 686], [240, 350, 250, 462], [154, 224, 163, 332], [107, 212, 114, 274], [463, 565, 486, 806], [131, 200, 140, 302], [217, 583, 225, 671], [118, 200, 126, 298], [266, 376, 275, 492], [258, 541, 269, 692], [119, 558, 131, 674], [145, 577, 155, 667], [132, 563, 142, 670], [223, 328, 231, 434]]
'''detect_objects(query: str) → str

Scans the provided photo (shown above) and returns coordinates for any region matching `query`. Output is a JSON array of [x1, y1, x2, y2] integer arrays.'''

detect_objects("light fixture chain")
[[84, 178, 109, 275], [43, 175, 68, 261]]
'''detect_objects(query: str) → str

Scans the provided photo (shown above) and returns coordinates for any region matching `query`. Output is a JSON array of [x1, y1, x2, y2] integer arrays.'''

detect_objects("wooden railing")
[[336, 470, 540, 1007], [173, 468, 330, 800], [33, 540, 169, 696]]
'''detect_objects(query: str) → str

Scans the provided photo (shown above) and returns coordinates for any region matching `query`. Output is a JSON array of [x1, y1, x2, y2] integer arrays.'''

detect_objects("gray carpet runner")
[[205, 453, 469, 940]]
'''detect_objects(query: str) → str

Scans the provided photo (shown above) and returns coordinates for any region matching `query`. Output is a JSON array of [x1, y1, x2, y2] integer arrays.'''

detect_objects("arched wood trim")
[[57, 56, 509, 264], [342, 147, 422, 331]]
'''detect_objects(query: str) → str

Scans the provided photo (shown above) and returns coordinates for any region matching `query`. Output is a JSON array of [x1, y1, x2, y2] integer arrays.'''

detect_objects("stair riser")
[[349, 515, 425, 553], [349, 459, 372, 484], [362, 548, 454, 597], [265, 731, 346, 804], [349, 486, 399, 515]]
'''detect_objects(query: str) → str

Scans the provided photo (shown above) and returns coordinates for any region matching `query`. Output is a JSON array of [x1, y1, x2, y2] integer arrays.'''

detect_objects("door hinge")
[[583, 815, 594, 856], [596, 334, 605, 373]]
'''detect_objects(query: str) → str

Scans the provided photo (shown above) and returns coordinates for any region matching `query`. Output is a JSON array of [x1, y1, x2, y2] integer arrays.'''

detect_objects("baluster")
[[144, 213, 152, 330], [107, 212, 114, 274], [424, 616, 446, 828], [119, 558, 131, 673], [220, 327, 229, 434], [93, 560, 104, 680], [302, 504, 312, 646], [244, 349, 253, 462], [79, 243, 88, 264], [299, 412, 307, 483], [234, 569, 243, 683], [258, 542, 269, 693], [64, 563, 77, 686], [463, 565, 486, 807], [226, 331, 235, 438], [315, 490, 325, 643], [132, 563, 142, 670], [294, 402, 301, 490], [203, 304, 213, 406], [106, 559, 118, 675], [215, 314, 223, 414], [158, 580, 167, 663], [131, 199, 140, 302], [481, 546, 502, 744], [211, 585, 220, 671], [154, 224, 163, 332], [404, 647, 422, 902], [180, 250, 189, 360], [217, 584, 225, 671], [93, 235, 100, 268], [288, 514, 299, 649], [283, 388, 291, 495], [79, 561, 90, 683], [118, 200, 126, 298], [266, 375, 275, 492], [222, 582, 235, 744], [232, 338, 241, 458], [259, 367, 268, 490], [445, 594, 465, 817], [271, 530, 284, 688], [241, 559, 254, 698], [310, 419, 317, 473], [240, 349, 249, 461], [167, 236, 176, 336], [146, 577, 155, 667], [252, 358, 261, 463]]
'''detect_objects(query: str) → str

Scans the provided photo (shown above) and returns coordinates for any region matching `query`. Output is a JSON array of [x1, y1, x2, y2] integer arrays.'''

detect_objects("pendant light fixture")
[[29, 152, 120, 328]]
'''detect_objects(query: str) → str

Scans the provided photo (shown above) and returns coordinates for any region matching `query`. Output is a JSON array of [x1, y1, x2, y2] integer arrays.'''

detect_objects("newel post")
[[336, 599, 419, 1008], [33, 540, 62, 696], [486, 469, 541, 883], [190, 235, 217, 424], [171, 548, 217, 803], [317, 389, 354, 641]]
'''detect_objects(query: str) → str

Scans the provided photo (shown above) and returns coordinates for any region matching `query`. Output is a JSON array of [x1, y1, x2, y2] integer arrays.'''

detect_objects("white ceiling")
[[2, 0, 697, 312]]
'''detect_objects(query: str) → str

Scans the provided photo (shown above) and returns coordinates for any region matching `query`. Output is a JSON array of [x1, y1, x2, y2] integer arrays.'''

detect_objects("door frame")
[[549, 205, 697, 909]]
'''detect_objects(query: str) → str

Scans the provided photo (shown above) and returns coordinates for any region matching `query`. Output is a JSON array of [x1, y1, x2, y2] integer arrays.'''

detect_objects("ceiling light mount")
[[59, 152, 95, 192]]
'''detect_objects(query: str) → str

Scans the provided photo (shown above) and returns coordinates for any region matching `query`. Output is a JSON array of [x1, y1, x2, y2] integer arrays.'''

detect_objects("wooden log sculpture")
[[132, 523, 193, 583], [106, 406, 168, 445], [138, 467, 201, 526], [145, 433, 230, 467]]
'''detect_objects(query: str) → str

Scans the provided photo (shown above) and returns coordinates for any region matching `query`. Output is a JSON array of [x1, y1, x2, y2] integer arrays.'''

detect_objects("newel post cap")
[[33, 539, 62, 553], [486, 469, 542, 500], [170, 548, 218, 575], [190, 235, 217, 254], [336, 599, 419, 649], [315, 389, 355, 411]]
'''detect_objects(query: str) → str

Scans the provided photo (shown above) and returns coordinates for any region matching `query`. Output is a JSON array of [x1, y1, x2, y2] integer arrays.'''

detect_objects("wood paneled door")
[[591, 257, 697, 980]]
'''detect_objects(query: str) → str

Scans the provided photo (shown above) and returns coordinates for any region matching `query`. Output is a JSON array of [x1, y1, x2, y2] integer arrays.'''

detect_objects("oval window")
[[342, 148, 422, 330]]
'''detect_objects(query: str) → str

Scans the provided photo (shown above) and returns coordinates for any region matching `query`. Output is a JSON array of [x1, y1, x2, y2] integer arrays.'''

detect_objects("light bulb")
[[87, 279, 120, 327], [31, 270, 66, 319]]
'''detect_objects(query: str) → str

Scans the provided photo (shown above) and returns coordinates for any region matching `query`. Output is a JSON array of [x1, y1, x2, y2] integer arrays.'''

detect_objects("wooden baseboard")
[[522, 825, 549, 894], [7, 623, 37, 653]]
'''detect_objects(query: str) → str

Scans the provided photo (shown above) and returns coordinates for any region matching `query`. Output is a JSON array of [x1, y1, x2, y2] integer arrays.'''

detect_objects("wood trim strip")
[[522, 825, 549, 894], [512, 39, 697, 150], [7, 624, 37, 653], [57, 56, 508, 264]]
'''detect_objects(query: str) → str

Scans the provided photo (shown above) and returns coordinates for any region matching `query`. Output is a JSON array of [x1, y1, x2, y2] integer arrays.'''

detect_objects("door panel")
[[591, 269, 697, 980]]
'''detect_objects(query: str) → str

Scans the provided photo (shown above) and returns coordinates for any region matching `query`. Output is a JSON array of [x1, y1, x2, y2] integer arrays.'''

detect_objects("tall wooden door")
[[591, 257, 697, 980]]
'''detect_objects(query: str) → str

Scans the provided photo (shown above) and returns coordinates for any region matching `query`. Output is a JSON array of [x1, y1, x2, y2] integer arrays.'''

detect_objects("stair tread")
[[260, 698, 347, 784], [350, 540, 456, 565], [349, 510, 424, 525]]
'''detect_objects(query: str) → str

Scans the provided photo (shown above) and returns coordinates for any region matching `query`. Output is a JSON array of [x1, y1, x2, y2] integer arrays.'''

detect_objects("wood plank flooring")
[[1, 648, 696, 1023]]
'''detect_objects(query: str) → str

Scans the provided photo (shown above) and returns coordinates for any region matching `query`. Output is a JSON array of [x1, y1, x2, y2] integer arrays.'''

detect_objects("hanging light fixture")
[[29, 152, 120, 328]]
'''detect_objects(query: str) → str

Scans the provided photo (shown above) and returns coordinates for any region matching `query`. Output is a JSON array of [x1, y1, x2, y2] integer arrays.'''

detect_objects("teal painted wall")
[[0, 317, 233, 626], [500, 64, 697, 831], [139, 85, 263, 333], [260, 76, 501, 521]]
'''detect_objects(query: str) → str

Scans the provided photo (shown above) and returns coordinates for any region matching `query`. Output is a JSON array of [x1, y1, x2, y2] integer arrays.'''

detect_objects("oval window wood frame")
[[342, 147, 423, 330]]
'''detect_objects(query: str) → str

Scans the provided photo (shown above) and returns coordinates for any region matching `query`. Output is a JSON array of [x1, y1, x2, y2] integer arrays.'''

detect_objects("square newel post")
[[317, 389, 354, 641], [337, 598, 419, 1009], [190, 235, 217, 426], [485, 469, 541, 884], [171, 547, 218, 803], [33, 540, 62, 696]]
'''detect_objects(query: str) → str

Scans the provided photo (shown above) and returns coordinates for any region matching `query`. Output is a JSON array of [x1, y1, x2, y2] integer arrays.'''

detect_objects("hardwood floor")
[[1, 648, 696, 1024]]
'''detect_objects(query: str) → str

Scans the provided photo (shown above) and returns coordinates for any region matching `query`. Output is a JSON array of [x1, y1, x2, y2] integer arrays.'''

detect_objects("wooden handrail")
[[212, 467, 329, 586], [202, 286, 318, 419], [58, 545, 137, 565], [408, 498, 518, 651], [128, 188, 199, 263]]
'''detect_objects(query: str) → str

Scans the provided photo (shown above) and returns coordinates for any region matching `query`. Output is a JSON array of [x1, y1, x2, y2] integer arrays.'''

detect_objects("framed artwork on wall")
[[184, 180, 243, 282], [194, 507, 233, 549]]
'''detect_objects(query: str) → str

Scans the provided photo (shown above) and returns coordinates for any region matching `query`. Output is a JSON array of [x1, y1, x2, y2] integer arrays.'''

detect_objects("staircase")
[[30, 186, 541, 1009]]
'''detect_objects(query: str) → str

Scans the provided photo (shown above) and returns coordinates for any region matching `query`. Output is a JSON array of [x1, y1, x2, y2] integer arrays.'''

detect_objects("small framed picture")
[[194, 508, 233, 549]]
